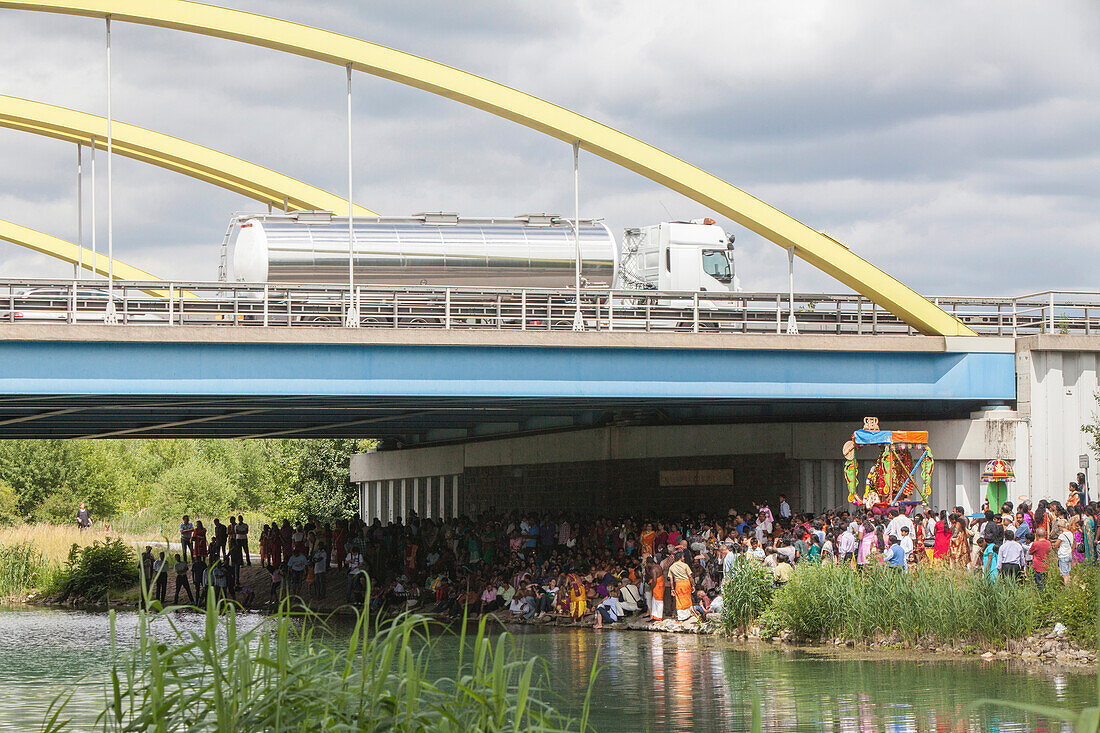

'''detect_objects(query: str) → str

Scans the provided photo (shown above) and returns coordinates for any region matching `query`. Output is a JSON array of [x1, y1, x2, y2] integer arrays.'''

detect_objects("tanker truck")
[[225, 211, 740, 326]]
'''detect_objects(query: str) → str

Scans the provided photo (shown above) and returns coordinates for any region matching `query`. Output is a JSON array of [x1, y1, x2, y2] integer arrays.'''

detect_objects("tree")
[[0, 440, 82, 514], [0, 482, 18, 525], [278, 439, 370, 523]]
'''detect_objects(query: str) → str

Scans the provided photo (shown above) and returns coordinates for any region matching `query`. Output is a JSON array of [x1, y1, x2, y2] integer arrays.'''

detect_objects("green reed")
[[43, 586, 599, 733], [762, 563, 1040, 644]]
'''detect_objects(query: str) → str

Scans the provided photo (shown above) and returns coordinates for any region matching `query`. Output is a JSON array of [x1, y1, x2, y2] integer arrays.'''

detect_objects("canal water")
[[0, 607, 1094, 732]]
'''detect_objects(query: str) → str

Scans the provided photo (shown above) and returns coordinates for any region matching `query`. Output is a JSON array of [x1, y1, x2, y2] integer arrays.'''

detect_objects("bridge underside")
[[0, 394, 1007, 440], [0, 326, 1015, 440]]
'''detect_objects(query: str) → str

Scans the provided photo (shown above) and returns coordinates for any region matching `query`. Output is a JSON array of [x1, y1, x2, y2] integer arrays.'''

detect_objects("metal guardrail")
[[0, 280, 1096, 336]]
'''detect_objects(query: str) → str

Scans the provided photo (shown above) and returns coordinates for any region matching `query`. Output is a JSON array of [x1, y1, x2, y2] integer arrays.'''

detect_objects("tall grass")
[[0, 524, 147, 564], [760, 563, 1039, 644], [44, 590, 599, 733], [0, 541, 61, 599]]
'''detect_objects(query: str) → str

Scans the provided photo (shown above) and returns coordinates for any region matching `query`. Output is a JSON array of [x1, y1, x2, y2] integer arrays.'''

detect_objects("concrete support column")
[[452, 475, 459, 518], [800, 462, 818, 512]]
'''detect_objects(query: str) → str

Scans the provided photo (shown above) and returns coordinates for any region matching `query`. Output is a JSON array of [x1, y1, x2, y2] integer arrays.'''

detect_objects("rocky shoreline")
[[17, 590, 1096, 672], [502, 611, 1098, 670]]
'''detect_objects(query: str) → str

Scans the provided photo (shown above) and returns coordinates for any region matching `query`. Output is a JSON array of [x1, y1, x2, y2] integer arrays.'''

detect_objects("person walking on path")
[[173, 553, 194, 604], [76, 501, 92, 530], [179, 515, 194, 563]]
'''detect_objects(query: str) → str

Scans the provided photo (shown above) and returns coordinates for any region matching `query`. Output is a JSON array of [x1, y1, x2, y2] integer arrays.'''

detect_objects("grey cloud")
[[0, 0, 1097, 295]]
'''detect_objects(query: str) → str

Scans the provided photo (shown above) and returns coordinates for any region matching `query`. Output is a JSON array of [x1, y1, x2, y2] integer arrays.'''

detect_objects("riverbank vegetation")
[[0, 525, 147, 601], [0, 438, 371, 529], [0, 540, 60, 599], [44, 596, 597, 733], [721, 563, 1099, 646]]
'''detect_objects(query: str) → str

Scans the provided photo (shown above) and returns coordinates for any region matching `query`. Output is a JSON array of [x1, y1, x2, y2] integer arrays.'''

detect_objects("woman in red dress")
[[192, 520, 208, 561]]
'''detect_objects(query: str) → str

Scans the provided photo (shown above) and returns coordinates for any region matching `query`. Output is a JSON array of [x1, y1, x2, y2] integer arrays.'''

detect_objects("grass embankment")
[[720, 560, 1099, 647], [761, 563, 1038, 643], [0, 525, 144, 602], [44, 594, 598, 733]]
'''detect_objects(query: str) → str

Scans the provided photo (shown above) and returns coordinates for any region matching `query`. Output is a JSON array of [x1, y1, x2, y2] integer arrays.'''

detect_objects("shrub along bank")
[[720, 563, 1098, 647]]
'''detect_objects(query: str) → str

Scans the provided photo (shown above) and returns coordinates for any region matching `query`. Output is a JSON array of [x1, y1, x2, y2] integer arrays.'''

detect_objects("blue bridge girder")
[[0, 326, 1016, 441]]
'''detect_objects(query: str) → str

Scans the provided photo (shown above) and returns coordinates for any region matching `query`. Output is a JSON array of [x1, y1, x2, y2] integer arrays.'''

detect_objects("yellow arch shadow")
[[0, 218, 174, 297], [0, 95, 377, 218], [0, 0, 974, 336]]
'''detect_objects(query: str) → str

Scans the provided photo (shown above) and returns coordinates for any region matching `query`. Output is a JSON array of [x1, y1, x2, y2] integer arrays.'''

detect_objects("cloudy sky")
[[1, 1, 1098, 295]]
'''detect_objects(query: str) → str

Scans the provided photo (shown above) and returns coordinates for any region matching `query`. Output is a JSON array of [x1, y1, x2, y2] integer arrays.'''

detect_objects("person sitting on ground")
[[593, 589, 623, 629]]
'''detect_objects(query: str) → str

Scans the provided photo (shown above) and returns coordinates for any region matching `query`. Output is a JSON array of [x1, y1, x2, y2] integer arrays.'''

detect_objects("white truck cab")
[[620, 219, 740, 293]]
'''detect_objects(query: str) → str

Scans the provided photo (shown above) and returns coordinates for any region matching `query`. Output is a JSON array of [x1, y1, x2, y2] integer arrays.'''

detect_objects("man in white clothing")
[[885, 508, 914, 541]]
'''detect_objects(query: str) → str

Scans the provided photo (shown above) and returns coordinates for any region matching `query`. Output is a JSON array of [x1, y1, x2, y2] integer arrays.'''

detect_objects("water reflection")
[[0, 608, 1091, 732], [510, 628, 1089, 733]]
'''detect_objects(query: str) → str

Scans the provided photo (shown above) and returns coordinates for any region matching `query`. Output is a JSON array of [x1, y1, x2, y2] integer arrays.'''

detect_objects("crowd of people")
[[133, 477, 1098, 625]]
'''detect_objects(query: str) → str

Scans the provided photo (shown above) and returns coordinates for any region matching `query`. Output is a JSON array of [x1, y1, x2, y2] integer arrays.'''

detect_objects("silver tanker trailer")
[[225, 211, 740, 326]]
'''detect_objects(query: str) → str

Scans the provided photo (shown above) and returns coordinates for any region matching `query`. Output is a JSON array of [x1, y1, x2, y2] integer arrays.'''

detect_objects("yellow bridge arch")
[[2, 0, 973, 336], [0, 96, 377, 218], [0, 95, 376, 289], [0, 218, 167, 296]]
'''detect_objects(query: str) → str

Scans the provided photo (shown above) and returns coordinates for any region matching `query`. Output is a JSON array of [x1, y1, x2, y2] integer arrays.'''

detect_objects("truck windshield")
[[701, 250, 732, 282]]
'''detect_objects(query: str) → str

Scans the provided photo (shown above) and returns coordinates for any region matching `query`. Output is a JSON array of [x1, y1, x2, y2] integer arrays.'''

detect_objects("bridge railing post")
[[775, 295, 781, 334], [520, 290, 526, 331], [168, 283, 174, 325], [69, 280, 76, 325], [1049, 292, 1055, 332], [608, 291, 614, 332], [262, 284, 269, 327], [693, 292, 699, 333], [445, 288, 451, 330]]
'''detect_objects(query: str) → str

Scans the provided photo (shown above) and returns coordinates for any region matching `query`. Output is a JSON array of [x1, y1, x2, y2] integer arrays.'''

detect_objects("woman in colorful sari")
[[1084, 507, 1097, 566], [933, 511, 951, 563], [949, 515, 970, 568], [640, 524, 656, 558], [856, 521, 875, 570], [192, 520, 208, 561]]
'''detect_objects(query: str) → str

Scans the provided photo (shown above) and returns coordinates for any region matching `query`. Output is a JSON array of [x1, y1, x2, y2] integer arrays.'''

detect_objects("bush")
[[53, 537, 137, 601], [1053, 565, 1099, 644], [718, 556, 774, 633], [769, 563, 853, 639]]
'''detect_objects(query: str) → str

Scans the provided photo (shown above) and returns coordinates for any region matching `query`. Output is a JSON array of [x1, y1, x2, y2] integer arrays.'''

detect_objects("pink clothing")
[[857, 530, 876, 565]]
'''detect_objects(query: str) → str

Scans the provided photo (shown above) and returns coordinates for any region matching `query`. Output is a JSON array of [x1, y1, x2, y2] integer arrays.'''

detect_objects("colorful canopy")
[[853, 430, 929, 446], [981, 458, 1015, 483]]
